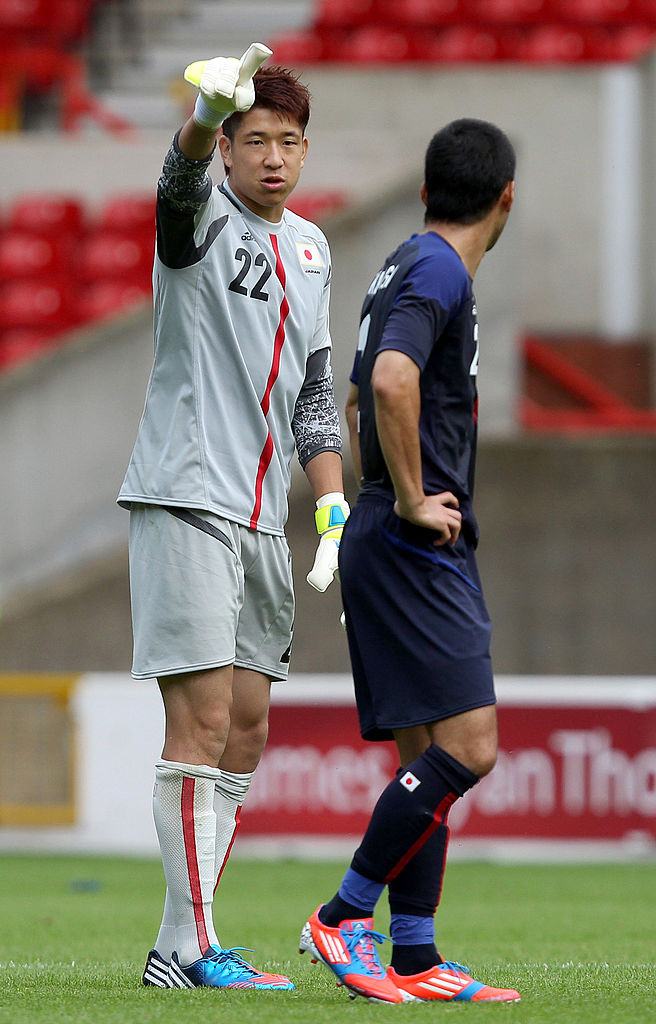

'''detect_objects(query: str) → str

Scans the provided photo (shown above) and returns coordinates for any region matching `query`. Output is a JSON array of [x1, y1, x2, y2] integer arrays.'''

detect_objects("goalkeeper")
[[118, 44, 347, 992]]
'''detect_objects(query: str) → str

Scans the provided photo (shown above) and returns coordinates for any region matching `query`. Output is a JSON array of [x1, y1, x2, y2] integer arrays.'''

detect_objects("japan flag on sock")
[[400, 771, 421, 792]]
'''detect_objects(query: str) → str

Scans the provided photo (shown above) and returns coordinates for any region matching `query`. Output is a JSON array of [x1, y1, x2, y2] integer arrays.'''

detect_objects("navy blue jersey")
[[351, 231, 480, 542]]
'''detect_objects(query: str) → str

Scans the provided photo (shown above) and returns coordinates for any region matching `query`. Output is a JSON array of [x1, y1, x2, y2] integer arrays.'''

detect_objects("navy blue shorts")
[[339, 494, 496, 742]]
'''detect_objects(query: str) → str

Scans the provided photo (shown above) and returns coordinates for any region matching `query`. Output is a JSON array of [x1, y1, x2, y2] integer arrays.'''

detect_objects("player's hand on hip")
[[394, 491, 461, 547], [306, 492, 350, 592], [184, 42, 272, 128]]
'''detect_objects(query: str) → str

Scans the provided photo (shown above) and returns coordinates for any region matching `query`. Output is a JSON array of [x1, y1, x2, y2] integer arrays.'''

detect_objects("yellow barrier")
[[0, 675, 78, 825]]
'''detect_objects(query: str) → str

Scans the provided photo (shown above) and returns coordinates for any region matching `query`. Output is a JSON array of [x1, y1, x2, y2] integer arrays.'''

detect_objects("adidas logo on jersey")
[[241, 231, 254, 241]]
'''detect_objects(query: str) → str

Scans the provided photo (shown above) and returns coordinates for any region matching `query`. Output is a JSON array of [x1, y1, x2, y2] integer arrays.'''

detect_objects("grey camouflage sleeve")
[[293, 348, 342, 469], [158, 131, 214, 213]]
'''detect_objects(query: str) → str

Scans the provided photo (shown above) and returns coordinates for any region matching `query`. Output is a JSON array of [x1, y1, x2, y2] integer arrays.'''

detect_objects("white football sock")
[[153, 887, 175, 961], [213, 769, 254, 889], [152, 760, 222, 967]]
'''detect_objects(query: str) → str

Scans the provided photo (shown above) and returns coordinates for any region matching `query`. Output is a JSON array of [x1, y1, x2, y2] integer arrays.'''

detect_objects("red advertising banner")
[[240, 676, 656, 851]]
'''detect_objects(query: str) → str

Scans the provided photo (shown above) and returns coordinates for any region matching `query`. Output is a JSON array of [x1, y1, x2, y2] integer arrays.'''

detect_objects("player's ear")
[[501, 180, 515, 211], [218, 132, 232, 168], [300, 135, 308, 167], [420, 183, 428, 208]]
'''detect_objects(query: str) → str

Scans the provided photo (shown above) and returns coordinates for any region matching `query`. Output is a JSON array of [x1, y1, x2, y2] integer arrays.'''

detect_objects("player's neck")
[[424, 222, 488, 279]]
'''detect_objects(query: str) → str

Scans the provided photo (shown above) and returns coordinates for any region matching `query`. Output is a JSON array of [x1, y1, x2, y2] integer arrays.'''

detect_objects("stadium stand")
[[0, 0, 134, 132], [271, 0, 656, 63], [0, 187, 347, 369], [6, 194, 86, 238], [0, 189, 151, 367], [0, 0, 653, 431]]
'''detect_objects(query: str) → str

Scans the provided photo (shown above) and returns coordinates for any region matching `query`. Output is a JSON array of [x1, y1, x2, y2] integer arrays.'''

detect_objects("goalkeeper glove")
[[184, 42, 272, 130], [306, 492, 350, 593]]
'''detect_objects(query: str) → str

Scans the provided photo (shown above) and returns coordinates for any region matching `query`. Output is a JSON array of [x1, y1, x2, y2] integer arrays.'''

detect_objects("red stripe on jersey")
[[384, 792, 457, 882], [250, 233, 290, 529], [181, 776, 211, 954]]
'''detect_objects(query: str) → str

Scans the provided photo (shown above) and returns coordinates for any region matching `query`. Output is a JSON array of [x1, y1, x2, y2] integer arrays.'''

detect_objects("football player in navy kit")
[[119, 47, 348, 992], [300, 119, 520, 1005]]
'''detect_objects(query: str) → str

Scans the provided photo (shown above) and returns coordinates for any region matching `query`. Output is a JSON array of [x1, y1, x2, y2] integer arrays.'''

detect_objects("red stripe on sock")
[[433, 824, 451, 909], [385, 792, 458, 882], [214, 805, 242, 893], [181, 776, 211, 954], [249, 234, 289, 529]]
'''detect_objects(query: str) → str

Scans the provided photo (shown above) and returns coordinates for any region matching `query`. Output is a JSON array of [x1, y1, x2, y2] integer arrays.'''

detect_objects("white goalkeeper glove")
[[184, 42, 272, 130], [306, 492, 350, 593]]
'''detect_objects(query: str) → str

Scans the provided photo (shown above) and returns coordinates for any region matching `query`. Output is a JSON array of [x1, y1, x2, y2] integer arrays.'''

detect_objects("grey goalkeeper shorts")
[[128, 504, 294, 681]]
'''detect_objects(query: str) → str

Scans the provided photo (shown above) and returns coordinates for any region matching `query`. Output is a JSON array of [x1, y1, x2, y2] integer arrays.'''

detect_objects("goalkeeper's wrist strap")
[[315, 492, 349, 535], [193, 93, 229, 130]]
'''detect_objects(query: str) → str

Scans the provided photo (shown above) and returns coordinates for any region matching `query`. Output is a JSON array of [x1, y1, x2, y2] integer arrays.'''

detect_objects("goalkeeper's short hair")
[[222, 65, 311, 140]]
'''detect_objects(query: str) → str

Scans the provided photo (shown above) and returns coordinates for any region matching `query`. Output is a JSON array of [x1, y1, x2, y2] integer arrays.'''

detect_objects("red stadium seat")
[[0, 0, 52, 44], [0, 42, 80, 93], [333, 25, 416, 62], [265, 30, 327, 64], [96, 194, 156, 235], [8, 194, 86, 239], [513, 24, 589, 60], [417, 25, 509, 59], [0, 326, 61, 368], [0, 230, 72, 279], [464, 0, 550, 23], [546, 0, 639, 24], [287, 190, 347, 221], [76, 281, 149, 323], [592, 23, 656, 58], [378, 0, 464, 27], [0, 0, 90, 46], [77, 231, 153, 289], [635, 0, 656, 23], [49, 0, 91, 44], [0, 279, 79, 331], [314, 0, 378, 28]]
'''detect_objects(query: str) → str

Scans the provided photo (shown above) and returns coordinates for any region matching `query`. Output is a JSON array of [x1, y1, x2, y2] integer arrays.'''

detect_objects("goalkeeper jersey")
[[119, 177, 335, 535]]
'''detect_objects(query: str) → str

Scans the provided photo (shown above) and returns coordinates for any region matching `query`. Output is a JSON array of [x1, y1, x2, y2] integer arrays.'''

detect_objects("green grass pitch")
[[1, 854, 655, 1023]]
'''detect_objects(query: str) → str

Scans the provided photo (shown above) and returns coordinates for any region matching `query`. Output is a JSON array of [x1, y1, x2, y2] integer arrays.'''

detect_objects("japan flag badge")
[[400, 771, 421, 792], [296, 242, 322, 267]]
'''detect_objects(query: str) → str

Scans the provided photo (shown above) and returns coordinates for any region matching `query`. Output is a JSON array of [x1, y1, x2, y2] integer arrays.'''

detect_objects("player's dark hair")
[[222, 65, 311, 140], [424, 118, 515, 225]]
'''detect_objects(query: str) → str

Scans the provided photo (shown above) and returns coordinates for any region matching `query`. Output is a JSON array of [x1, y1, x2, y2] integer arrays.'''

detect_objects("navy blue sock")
[[386, 753, 471, 974], [388, 823, 453, 974], [389, 819, 451, 917], [391, 941, 440, 975], [319, 868, 384, 927], [351, 745, 477, 884]]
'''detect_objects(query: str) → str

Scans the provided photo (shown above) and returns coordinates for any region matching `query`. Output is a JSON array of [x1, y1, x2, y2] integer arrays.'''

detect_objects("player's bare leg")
[[220, 667, 270, 773], [213, 668, 270, 892], [394, 704, 498, 775], [425, 703, 498, 778], [159, 665, 234, 766]]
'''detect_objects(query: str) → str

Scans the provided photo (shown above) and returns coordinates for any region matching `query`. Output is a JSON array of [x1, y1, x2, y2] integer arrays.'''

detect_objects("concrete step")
[[93, 0, 314, 128]]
